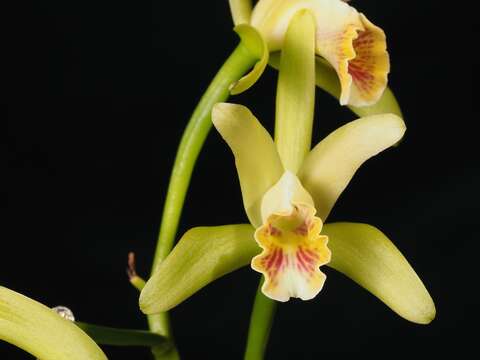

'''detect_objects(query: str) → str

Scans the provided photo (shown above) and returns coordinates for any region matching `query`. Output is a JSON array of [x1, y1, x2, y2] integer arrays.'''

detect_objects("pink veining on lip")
[[349, 30, 376, 91], [251, 201, 331, 301]]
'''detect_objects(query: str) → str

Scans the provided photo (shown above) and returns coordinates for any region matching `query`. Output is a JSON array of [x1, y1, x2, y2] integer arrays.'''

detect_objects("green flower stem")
[[150, 44, 257, 272], [244, 281, 277, 360], [244, 11, 316, 359], [147, 43, 257, 358], [75, 322, 168, 347]]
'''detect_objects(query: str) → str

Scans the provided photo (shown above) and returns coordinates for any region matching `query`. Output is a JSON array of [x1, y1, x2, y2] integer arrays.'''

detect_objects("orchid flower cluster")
[[1, 1, 435, 359]]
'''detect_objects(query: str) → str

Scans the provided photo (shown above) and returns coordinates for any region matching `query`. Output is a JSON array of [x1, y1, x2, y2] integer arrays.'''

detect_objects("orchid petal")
[[140, 225, 258, 314], [0, 286, 107, 360], [251, 0, 389, 106], [269, 54, 402, 118], [298, 114, 406, 221], [229, 25, 269, 95], [229, 0, 253, 25], [323, 223, 436, 324], [212, 103, 284, 227]]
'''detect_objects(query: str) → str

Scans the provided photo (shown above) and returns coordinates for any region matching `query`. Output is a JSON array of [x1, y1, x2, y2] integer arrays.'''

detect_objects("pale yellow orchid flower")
[[140, 103, 435, 324], [230, 0, 389, 107], [211, 103, 397, 301]]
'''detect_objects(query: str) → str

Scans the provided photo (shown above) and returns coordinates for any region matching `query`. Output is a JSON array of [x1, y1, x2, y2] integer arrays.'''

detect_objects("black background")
[[3, 0, 476, 358]]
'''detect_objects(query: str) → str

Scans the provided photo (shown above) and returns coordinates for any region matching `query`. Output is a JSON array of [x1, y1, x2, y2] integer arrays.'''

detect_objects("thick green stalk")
[[147, 43, 257, 358], [244, 10, 316, 360], [244, 281, 277, 360]]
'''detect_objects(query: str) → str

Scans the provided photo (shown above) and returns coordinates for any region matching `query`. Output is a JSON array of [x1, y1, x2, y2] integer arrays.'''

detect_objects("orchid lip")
[[252, 172, 331, 302], [250, 0, 389, 107], [252, 202, 331, 302]]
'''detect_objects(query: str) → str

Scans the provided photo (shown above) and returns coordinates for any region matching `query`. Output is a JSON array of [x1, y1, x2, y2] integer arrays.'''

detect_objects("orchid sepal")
[[0, 286, 107, 360], [139, 224, 259, 314], [274, 9, 316, 173], [323, 222, 436, 324]]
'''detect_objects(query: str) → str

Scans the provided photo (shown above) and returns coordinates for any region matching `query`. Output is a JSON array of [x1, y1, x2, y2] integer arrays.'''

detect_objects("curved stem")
[[244, 280, 277, 360], [150, 43, 256, 272], [147, 43, 257, 358]]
